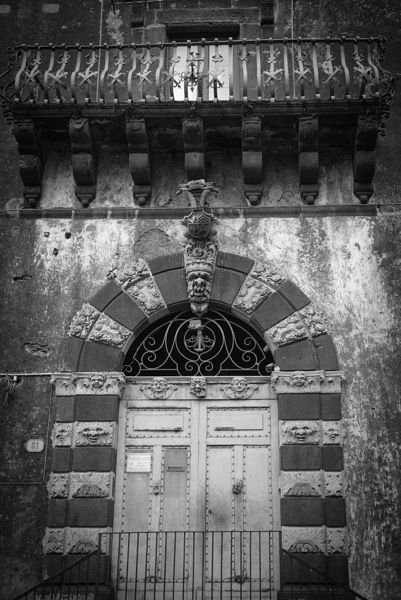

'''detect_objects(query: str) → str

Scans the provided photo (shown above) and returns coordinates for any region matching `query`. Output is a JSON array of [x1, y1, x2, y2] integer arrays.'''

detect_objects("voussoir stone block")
[[274, 339, 319, 371], [281, 445, 321, 470], [216, 251, 254, 273], [278, 394, 320, 420], [154, 270, 188, 308], [313, 334, 339, 370], [63, 336, 84, 372], [252, 292, 295, 331], [89, 280, 122, 311], [78, 341, 125, 372], [277, 280, 311, 310], [148, 253, 184, 275], [211, 267, 246, 307], [104, 290, 147, 331], [281, 498, 324, 526]]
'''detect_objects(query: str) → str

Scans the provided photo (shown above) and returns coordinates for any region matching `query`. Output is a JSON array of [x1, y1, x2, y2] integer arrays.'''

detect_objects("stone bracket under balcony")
[[0, 37, 397, 207]]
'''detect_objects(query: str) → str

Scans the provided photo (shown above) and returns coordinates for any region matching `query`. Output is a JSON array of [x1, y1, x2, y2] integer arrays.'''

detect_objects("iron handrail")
[[0, 36, 396, 110], [282, 548, 370, 600], [10, 548, 99, 600]]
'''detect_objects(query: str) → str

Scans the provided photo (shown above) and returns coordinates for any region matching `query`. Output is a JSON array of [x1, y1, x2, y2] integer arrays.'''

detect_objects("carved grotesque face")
[[325, 427, 340, 442], [292, 372, 307, 387], [190, 376, 207, 397], [187, 271, 211, 302], [55, 425, 71, 444], [82, 427, 106, 444], [152, 377, 167, 392], [290, 425, 312, 442], [232, 377, 247, 393], [90, 374, 106, 389]]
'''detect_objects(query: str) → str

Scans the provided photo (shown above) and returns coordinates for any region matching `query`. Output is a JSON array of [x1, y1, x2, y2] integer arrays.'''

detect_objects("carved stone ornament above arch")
[[62, 251, 340, 374]]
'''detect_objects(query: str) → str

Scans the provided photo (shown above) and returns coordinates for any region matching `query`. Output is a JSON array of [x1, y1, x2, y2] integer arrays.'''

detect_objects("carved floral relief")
[[220, 377, 258, 399], [267, 314, 309, 347], [47, 473, 69, 498], [324, 472, 344, 497], [75, 422, 114, 446], [322, 421, 341, 445], [66, 528, 109, 554], [299, 304, 328, 337], [140, 377, 178, 400], [281, 421, 320, 444], [87, 313, 131, 348], [251, 262, 286, 289], [233, 278, 271, 314], [282, 527, 325, 554], [281, 471, 322, 497], [190, 376, 207, 398], [68, 303, 100, 339], [109, 260, 166, 315], [43, 528, 65, 554], [327, 528, 348, 554], [52, 423, 73, 447], [70, 472, 112, 498]]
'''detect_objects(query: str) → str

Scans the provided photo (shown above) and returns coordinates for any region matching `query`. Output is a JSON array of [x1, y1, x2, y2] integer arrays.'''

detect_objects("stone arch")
[[65, 250, 339, 373]]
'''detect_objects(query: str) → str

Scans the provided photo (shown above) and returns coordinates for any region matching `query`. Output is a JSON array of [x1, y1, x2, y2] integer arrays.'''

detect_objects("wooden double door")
[[113, 379, 279, 599]]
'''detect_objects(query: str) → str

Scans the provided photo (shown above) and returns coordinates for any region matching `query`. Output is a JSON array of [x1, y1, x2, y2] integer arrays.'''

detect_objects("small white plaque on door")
[[127, 453, 152, 472]]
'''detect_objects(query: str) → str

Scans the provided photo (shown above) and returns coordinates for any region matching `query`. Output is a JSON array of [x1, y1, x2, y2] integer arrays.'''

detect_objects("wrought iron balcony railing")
[[0, 37, 396, 111]]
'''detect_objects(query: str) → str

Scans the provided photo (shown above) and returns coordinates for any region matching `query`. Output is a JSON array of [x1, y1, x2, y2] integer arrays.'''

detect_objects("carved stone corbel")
[[13, 119, 44, 208], [242, 116, 262, 205], [69, 117, 98, 207], [182, 117, 205, 181], [126, 117, 151, 206], [353, 114, 379, 203], [298, 115, 319, 204]]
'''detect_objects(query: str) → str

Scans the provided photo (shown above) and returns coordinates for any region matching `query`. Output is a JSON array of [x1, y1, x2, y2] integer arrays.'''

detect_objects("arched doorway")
[[113, 308, 280, 597], [48, 251, 347, 597]]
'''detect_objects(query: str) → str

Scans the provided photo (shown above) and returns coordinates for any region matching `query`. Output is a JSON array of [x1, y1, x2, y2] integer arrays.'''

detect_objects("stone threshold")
[[1, 205, 379, 220]]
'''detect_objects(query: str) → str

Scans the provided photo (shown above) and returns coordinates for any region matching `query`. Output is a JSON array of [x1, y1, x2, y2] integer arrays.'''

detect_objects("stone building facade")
[[0, 1, 400, 599]]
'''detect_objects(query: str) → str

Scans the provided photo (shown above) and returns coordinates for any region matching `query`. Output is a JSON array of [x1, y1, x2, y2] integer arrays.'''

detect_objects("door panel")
[[114, 381, 279, 598]]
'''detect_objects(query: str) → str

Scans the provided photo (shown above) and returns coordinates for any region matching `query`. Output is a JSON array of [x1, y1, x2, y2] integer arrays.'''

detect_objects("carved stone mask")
[[152, 377, 167, 392], [292, 372, 307, 387], [232, 377, 247, 393]]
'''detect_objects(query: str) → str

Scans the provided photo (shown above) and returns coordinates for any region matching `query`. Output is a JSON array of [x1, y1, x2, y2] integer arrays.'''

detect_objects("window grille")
[[123, 309, 274, 377]]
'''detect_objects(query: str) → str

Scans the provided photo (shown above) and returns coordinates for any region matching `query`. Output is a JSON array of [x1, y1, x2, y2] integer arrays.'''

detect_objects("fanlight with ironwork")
[[123, 309, 274, 377]]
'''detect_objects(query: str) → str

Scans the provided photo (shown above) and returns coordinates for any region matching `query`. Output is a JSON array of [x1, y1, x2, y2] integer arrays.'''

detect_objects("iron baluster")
[[155, 43, 164, 102], [43, 44, 55, 105], [228, 37, 234, 101], [340, 36, 351, 100], [99, 44, 109, 105], [311, 38, 320, 100], [127, 44, 137, 105], [256, 38, 262, 101], [283, 38, 290, 102], [70, 44, 82, 104]]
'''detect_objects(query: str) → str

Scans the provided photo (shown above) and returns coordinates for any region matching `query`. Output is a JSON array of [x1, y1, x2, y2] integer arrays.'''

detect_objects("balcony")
[[0, 37, 397, 207]]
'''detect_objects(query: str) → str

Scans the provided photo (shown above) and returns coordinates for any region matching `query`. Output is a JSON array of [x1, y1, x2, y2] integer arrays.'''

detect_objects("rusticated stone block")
[[72, 447, 116, 472], [78, 341, 124, 372], [326, 555, 349, 584], [324, 498, 346, 526], [280, 553, 326, 584], [104, 291, 147, 332], [281, 446, 321, 470], [148, 253, 184, 275], [252, 292, 294, 331], [281, 498, 324, 525], [66, 499, 114, 527], [154, 270, 188, 309], [274, 339, 319, 371], [314, 334, 339, 370], [75, 396, 119, 422], [211, 268, 246, 307], [320, 394, 342, 420], [322, 447, 344, 471], [278, 394, 320, 420], [51, 448, 71, 472], [89, 280, 122, 311], [277, 280, 311, 310], [216, 252, 254, 274], [47, 499, 67, 527], [54, 397, 75, 422]]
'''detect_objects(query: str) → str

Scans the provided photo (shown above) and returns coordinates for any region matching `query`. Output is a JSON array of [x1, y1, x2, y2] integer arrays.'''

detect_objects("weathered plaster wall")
[[1, 205, 401, 597]]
